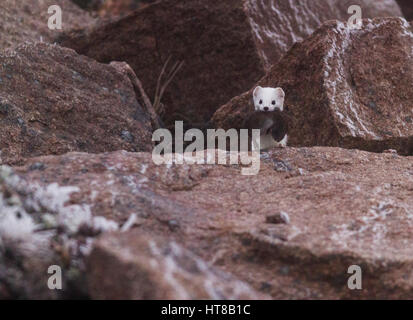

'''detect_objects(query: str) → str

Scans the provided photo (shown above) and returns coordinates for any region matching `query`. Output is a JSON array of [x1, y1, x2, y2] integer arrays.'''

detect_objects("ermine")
[[243, 86, 289, 151]]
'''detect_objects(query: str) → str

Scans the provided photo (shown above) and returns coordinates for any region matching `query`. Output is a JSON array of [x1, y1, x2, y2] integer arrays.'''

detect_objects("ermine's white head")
[[253, 86, 285, 112]]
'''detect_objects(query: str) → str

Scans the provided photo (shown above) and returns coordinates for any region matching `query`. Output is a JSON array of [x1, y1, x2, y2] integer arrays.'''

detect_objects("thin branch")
[[153, 56, 171, 111], [110, 57, 184, 130], [159, 61, 184, 101], [153, 57, 184, 114]]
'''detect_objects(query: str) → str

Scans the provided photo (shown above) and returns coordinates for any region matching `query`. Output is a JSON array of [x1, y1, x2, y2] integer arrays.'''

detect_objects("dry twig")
[[153, 57, 184, 116]]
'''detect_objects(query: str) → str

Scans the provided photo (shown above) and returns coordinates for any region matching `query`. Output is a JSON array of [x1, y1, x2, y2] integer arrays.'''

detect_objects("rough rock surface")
[[97, 0, 156, 17], [0, 0, 94, 50], [71, 0, 104, 11], [71, 0, 155, 16], [0, 43, 153, 165], [58, 0, 264, 127], [88, 231, 267, 299], [245, 0, 402, 69], [396, 0, 413, 20], [2, 146, 411, 299], [0, 165, 105, 299], [58, 0, 401, 127], [1, 0, 412, 301], [213, 18, 413, 155]]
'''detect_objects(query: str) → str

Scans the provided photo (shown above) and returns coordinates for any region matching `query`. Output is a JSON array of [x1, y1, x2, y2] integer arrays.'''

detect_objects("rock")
[[58, 0, 400, 127], [266, 212, 290, 225], [0, 43, 153, 165], [213, 18, 413, 156], [0, 0, 94, 50], [87, 231, 267, 299], [71, 0, 155, 16], [1, 0, 410, 302], [58, 0, 401, 127], [71, 0, 104, 11], [383, 149, 398, 154], [13, 151, 213, 226], [97, 0, 156, 17], [396, 0, 413, 20], [57, 0, 264, 127], [3, 146, 411, 299], [0, 165, 116, 299], [245, 0, 402, 69]]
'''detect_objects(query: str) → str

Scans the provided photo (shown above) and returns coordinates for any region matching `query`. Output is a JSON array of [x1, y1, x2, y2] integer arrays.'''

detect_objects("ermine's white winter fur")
[[253, 86, 285, 112], [252, 86, 288, 150]]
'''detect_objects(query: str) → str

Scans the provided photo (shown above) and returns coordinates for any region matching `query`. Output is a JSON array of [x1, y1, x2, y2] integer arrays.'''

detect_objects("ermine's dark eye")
[[259, 100, 263, 104], [272, 101, 276, 105]]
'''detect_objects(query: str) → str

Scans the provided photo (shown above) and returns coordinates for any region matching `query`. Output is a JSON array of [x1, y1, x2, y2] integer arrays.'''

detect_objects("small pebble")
[[121, 130, 133, 142], [260, 282, 272, 292], [29, 162, 45, 171], [266, 211, 290, 225], [279, 266, 290, 275], [168, 220, 180, 231]]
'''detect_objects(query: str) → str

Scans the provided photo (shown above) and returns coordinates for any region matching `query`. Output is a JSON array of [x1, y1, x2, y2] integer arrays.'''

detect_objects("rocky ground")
[[0, 0, 412, 300]]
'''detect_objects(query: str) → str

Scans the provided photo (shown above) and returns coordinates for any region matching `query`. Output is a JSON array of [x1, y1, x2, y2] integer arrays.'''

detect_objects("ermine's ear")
[[275, 87, 285, 100], [253, 86, 262, 98]]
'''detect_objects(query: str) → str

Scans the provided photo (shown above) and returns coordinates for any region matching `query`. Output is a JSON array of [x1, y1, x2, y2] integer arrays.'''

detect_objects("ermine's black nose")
[[264, 107, 269, 111]]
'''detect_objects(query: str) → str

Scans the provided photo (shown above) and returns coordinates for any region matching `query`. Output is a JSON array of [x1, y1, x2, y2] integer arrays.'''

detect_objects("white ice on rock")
[[0, 166, 119, 250]]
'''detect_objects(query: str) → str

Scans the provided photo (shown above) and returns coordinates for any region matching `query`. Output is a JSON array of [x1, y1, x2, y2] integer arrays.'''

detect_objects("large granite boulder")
[[0, 0, 94, 50], [245, 0, 402, 69], [57, 0, 402, 127], [88, 231, 267, 299], [58, 0, 263, 127], [1, 146, 412, 299], [0, 43, 153, 165], [213, 18, 413, 155]]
